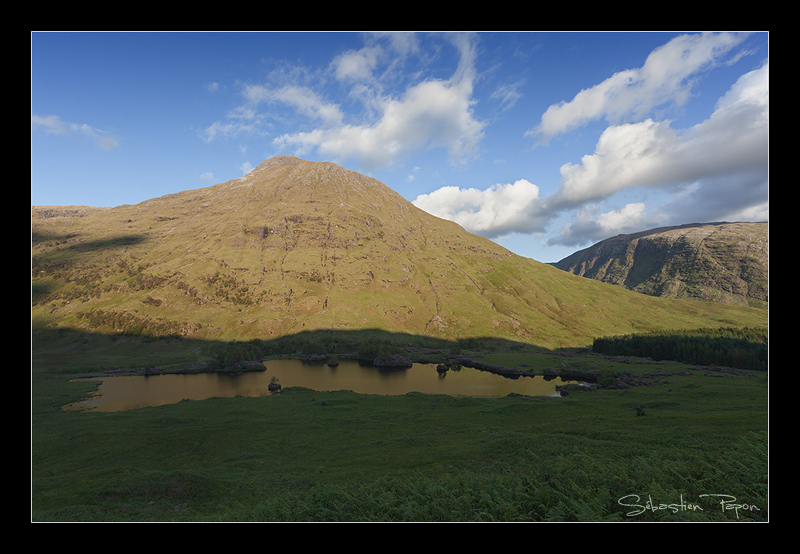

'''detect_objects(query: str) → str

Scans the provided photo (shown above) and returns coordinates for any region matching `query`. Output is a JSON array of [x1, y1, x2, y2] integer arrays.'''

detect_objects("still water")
[[64, 358, 576, 412]]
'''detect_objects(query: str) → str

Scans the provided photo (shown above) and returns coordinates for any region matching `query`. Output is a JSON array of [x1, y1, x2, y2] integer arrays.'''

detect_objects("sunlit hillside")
[[32, 156, 767, 349]]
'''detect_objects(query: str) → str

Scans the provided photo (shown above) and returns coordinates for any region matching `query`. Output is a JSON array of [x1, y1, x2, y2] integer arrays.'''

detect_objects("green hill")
[[32, 156, 767, 349], [552, 222, 768, 309]]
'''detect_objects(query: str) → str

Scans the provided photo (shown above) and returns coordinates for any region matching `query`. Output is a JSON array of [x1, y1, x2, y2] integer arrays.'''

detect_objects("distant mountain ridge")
[[32, 157, 767, 348], [552, 222, 768, 308]]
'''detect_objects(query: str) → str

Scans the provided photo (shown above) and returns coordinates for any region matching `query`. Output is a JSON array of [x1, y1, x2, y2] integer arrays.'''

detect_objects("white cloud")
[[417, 56, 768, 246], [199, 83, 343, 143], [31, 114, 120, 151], [275, 74, 484, 169], [244, 84, 345, 127], [596, 202, 648, 231], [198, 118, 266, 143], [542, 60, 769, 246], [413, 179, 545, 238], [490, 80, 525, 112], [548, 202, 652, 246], [556, 118, 679, 204], [552, 61, 768, 210], [527, 32, 750, 144], [332, 46, 381, 82], [199, 33, 484, 171]]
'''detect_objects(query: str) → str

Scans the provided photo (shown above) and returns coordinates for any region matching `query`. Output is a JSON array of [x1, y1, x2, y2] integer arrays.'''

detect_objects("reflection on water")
[[64, 358, 577, 412]]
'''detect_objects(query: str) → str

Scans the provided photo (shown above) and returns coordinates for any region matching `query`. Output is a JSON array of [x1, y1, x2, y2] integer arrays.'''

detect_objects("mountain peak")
[[32, 158, 767, 347], [253, 154, 305, 171], [245, 155, 357, 182], [221, 156, 420, 228]]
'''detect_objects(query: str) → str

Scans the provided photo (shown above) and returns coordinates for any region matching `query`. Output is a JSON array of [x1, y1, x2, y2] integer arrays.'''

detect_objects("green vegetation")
[[32, 326, 768, 522], [593, 327, 768, 371], [31, 159, 768, 521]]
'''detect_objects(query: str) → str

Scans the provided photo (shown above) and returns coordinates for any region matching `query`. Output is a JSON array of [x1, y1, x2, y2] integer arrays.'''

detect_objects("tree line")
[[592, 327, 767, 371]]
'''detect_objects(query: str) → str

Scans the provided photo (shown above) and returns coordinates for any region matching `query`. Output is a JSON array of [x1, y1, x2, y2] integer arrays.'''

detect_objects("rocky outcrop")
[[553, 222, 768, 308]]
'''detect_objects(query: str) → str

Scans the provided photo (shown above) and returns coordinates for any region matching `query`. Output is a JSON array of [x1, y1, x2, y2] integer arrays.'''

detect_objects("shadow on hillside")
[[32, 229, 147, 252], [32, 231, 149, 305], [31, 325, 557, 377]]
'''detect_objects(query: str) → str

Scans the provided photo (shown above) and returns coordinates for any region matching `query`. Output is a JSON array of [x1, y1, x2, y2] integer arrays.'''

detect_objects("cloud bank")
[[415, 33, 768, 247]]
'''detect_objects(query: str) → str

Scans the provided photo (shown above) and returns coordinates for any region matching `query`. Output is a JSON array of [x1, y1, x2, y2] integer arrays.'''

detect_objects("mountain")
[[32, 156, 767, 349], [552, 222, 768, 309]]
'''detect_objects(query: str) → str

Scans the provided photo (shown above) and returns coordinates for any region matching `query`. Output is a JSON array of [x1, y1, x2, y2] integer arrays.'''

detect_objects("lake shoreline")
[[79, 350, 602, 384]]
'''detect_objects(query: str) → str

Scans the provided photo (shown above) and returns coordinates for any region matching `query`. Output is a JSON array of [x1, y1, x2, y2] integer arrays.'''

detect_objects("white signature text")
[[618, 493, 761, 519]]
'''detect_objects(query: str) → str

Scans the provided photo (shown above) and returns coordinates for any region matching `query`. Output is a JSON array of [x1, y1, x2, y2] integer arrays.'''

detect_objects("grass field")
[[31, 327, 768, 522]]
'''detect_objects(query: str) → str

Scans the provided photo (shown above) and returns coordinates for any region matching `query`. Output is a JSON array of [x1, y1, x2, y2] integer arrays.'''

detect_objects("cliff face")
[[553, 222, 768, 308]]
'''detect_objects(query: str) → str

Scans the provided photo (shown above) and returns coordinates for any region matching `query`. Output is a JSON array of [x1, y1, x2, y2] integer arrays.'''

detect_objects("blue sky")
[[31, 31, 768, 262]]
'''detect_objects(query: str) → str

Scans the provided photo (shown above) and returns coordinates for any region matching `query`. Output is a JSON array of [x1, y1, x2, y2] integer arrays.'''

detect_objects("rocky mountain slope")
[[552, 222, 768, 308], [32, 156, 767, 348]]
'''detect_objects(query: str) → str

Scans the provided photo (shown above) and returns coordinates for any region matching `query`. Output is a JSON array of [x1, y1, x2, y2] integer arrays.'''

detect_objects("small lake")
[[64, 358, 578, 412]]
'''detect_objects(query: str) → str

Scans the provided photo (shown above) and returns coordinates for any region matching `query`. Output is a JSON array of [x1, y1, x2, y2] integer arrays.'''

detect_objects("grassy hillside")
[[32, 156, 767, 349]]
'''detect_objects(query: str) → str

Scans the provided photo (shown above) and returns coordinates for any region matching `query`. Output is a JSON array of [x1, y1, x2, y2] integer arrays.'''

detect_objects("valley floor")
[[31, 332, 768, 522]]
